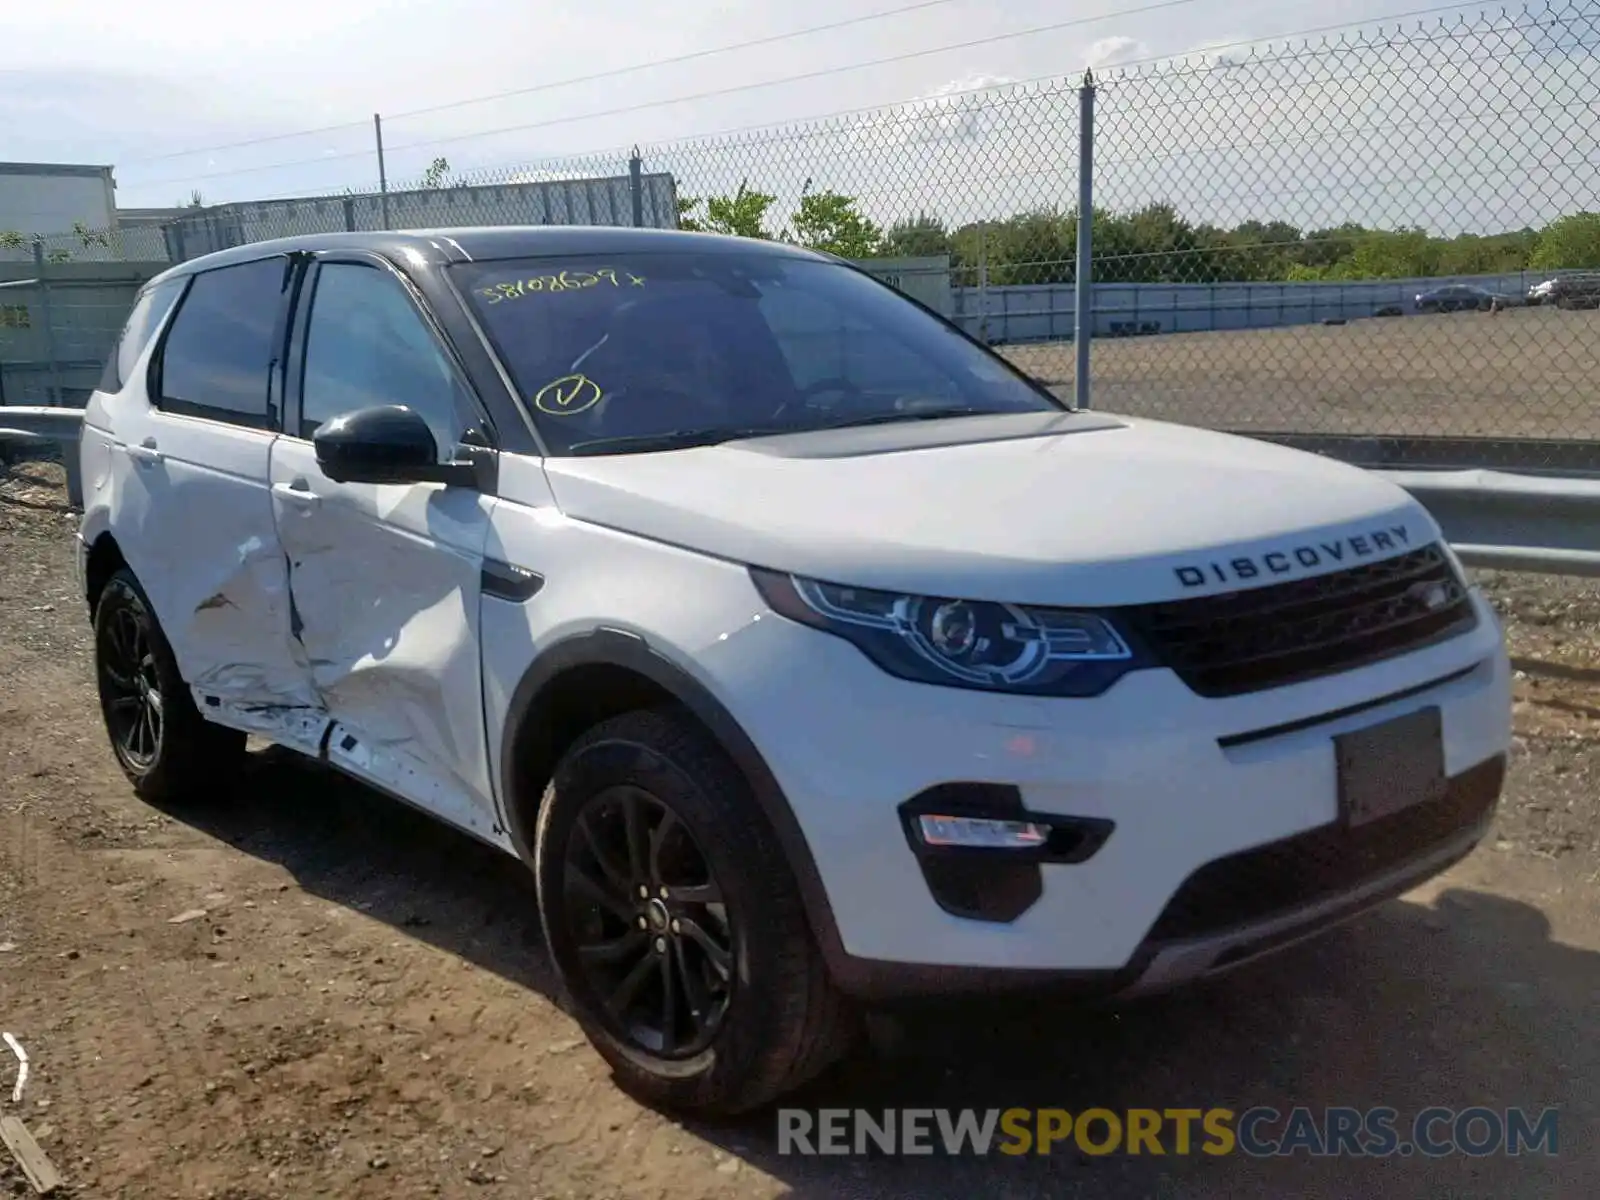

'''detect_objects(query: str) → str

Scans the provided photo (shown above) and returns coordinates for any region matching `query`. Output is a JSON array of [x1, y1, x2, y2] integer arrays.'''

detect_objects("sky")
[[3, 0, 1596, 235]]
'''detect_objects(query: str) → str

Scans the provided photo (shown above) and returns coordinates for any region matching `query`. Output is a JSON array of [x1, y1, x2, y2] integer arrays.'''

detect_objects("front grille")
[[1123, 544, 1477, 698], [1146, 754, 1504, 944]]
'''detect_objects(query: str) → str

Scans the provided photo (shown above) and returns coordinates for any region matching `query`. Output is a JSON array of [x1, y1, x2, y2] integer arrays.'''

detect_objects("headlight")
[[750, 569, 1148, 696]]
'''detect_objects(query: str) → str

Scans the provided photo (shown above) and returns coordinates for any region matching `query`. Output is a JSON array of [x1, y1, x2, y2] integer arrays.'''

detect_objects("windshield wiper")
[[565, 409, 1041, 454], [566, 426, 795, 455], [815, 405, 1002, 430]]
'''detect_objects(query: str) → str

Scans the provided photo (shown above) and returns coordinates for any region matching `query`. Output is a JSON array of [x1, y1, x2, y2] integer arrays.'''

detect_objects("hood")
[[541, 411, 1435, 607]]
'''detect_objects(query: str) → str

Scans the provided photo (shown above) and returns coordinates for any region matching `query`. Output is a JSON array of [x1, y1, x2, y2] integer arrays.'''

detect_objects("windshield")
[[453, 251, 1063, 455]]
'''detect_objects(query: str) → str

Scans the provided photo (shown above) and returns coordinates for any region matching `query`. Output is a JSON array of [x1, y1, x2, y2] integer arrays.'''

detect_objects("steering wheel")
[[770, 376, 867, 422], [586, 384, 729, 435]]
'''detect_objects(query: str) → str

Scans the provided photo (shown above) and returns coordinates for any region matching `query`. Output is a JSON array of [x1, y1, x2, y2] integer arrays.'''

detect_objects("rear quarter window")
[[96, 276, 187, 395]]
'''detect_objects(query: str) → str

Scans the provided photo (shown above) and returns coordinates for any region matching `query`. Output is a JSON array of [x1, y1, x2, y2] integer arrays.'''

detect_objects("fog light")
[[917, 814, 1050, 849]]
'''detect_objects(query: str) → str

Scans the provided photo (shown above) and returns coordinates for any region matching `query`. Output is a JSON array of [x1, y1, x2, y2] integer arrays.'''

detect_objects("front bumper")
[[1121, 751, 1500, 998], [694, 588, 1512, 999]]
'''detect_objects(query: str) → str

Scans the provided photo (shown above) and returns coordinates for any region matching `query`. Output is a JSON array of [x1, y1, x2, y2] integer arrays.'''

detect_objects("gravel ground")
[[1, 456, 1597, 1199], [1002, 306, 1600, 442]]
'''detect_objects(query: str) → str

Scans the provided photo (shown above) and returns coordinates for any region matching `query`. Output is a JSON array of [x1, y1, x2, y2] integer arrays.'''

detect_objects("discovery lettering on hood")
[[1173, 526, 1414, 589]]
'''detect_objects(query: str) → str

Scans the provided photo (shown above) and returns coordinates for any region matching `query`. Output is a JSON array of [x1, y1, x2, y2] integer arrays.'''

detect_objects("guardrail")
[[1373, 468, 1600, 578], [3, 408, 1598, 579], [0, 407, 84, 508]]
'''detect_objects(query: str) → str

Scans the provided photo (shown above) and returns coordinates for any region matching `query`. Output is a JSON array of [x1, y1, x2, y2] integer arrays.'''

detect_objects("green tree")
[[1284, 262, 1329, 281], [790, 185, 882, 258], [1325, 228, 1439, 279], [954, 210, 1074, 285], [73, 221, 110, 251], [420, 157, 451, 189], [1297, 223, 1368, 271], [1216, 219, 1304, 281], [675, 195, 705, 231], [1437, 229, 1538, 275], [1109, 202, 1213, 283], [0, 230, 24, 250], [657, 176, 1585, 284], [677, 180, 777, 239], [881, 213, 950, 258], [1529, 212, 1600, 271]]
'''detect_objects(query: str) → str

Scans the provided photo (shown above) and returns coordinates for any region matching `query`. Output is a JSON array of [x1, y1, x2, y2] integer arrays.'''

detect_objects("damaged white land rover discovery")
[[77, 227, 1512, 1115]]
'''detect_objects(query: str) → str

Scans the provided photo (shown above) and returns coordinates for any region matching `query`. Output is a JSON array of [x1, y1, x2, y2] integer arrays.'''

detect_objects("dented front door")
[[267, 437, 497, 838], [267, 254, 500, 842]]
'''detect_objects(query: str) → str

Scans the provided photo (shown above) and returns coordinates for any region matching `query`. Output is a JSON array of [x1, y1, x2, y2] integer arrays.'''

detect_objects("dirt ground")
[[1002, 305, 1600, 443], [2, 456, 1597, 1199]]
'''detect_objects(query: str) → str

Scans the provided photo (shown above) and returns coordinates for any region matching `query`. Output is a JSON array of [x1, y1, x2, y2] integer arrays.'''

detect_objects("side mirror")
[[313, 404, 477, 487]]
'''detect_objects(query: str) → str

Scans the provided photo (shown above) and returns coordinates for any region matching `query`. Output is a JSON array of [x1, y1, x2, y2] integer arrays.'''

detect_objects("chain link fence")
[[1077, 0, 1600, 455], [2, 0, 1597, 459], [0, 258, 144, 408]]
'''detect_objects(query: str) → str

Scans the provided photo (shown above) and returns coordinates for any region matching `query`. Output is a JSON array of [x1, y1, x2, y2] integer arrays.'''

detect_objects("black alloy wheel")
[[98, 597, 164, 769], [533, 707, 855, 1115], [563, 784, 734, 1058], [92, 568, 246, 799]]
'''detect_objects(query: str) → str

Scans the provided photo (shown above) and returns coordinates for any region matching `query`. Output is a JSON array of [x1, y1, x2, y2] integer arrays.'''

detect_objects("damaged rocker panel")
[[200, 695, 330, 752]]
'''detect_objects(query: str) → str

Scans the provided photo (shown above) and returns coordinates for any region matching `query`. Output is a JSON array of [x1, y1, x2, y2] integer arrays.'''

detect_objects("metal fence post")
[[977, 221, 990, 343], [629, 147, 644, 227], [32, 242, 63, 406], [375, 113, 392, 231], [1074, 68, 1095, 410]]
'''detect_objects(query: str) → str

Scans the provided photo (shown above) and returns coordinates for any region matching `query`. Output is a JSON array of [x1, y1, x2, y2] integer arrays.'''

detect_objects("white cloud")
[[3, 0, 1591, 243], [1084, 7, 1598, 236], [1178, 36, 1264, 71], [1085, 36, 1149, 70], [616, 4, 1598, 242], [618, 72, 1082, 233], [850, 73, 1019, 147]]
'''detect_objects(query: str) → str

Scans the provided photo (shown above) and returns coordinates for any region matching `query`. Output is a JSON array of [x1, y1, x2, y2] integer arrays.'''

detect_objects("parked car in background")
[[1414, 284, 1496, 313], [1528, 274, 1600, 309]]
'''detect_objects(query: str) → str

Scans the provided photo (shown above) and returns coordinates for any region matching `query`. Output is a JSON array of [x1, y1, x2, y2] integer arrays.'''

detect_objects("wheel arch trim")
[[496, 627, 852, 973]]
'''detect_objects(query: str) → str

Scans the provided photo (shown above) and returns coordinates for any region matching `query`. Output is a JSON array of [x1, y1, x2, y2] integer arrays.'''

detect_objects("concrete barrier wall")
[[950, 272, 1550, 344], [0, 262, 167, 405]]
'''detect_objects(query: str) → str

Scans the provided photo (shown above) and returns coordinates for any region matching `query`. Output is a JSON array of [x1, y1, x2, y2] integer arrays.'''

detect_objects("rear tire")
[[93, 568, 245, 800], [533, 706, 855, 1115]]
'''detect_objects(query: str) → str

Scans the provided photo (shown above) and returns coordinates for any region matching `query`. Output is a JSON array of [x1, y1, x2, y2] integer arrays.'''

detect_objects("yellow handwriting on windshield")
[[534, 373, 604, 416], [478, 267, 646, 304]]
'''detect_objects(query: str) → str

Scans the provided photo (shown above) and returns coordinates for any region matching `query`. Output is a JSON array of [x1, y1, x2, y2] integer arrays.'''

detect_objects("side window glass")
[[156, 257, 285, 427], [98, 277, 186, 395], [299, 263, 470, 455]]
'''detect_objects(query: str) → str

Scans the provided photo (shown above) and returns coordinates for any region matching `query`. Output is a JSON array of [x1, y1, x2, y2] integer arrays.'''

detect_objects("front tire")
[[533, 706, 854, 1115], [93, 568, 245, 800]]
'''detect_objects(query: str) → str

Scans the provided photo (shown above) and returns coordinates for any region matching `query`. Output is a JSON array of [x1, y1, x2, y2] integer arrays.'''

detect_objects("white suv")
[[77, 227, 1512, 1114]]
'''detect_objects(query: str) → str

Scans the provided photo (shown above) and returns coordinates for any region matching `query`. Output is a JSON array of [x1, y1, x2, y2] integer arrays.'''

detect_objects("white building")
[[0, 162, 118, 240]]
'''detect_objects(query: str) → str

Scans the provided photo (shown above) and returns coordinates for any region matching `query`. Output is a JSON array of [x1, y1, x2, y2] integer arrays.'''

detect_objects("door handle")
[[271, 481, 321, 508], [126, 438, 163, 466]]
